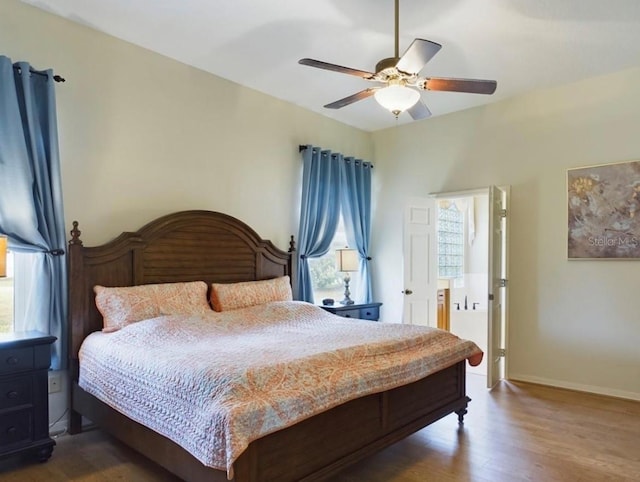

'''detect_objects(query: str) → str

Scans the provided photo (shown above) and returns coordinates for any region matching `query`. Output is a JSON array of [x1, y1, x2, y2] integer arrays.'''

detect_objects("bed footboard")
[[70, 361, 468, 482]]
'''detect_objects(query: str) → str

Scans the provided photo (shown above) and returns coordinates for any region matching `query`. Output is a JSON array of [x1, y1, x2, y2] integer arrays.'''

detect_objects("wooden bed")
[[67, 210, 471, 482]]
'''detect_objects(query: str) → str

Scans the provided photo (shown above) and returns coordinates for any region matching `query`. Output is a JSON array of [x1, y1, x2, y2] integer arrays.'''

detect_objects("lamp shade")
[[336, 248, 359, 272], [374, 84, 420, 115]]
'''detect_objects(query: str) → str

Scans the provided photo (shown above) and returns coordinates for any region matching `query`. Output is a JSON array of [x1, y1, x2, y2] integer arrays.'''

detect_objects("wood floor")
[[1, 374, 638, 481]]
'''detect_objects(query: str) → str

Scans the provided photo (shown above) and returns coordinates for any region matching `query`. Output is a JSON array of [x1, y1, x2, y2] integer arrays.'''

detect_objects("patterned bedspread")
[[79, 301, 482, 476]]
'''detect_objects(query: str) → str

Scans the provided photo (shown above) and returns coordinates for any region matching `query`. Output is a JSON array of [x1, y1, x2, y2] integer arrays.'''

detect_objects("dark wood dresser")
[[320, 302, 382, 321], [0, 331, 56, 463]]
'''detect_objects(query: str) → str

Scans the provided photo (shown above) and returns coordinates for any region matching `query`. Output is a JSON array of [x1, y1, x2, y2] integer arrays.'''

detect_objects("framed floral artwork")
[[567, 160, 640, 259]]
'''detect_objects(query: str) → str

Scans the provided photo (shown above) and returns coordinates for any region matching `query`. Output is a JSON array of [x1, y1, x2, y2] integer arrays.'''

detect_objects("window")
[[437, 202, 464, 279], [308, 216, 361, 304], [0, 237, 13, 333]]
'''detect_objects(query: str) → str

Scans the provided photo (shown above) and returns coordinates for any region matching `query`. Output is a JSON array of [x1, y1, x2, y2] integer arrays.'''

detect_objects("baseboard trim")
[[508, 373, 640, 401]]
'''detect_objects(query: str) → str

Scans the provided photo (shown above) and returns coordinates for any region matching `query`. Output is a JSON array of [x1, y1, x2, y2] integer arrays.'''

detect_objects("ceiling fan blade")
[[395, 39, 442, 75], [324, 88, 378, 109], [422, 77, 497, 95], [299, 58, 375, 79], [407, 100, 432, 120]]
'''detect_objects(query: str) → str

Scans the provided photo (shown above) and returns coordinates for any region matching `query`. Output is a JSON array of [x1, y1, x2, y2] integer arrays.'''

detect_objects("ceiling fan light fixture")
[[374, 84, 420, 117]]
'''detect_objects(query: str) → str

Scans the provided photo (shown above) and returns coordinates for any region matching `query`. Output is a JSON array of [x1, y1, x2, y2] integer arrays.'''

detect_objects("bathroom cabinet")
[[437, 288, 450, 331]]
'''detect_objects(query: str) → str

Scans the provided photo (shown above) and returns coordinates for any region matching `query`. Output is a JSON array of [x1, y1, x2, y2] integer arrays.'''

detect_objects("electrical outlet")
[[48, 373, 61, 393]]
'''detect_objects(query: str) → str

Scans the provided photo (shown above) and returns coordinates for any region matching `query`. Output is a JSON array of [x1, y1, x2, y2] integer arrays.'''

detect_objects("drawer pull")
[[7, 426, 17, 437], [344, 314, 351, 318], [6, 356, 19, 366], [365, 311, 372, 316], [7, 390, 19, 399]]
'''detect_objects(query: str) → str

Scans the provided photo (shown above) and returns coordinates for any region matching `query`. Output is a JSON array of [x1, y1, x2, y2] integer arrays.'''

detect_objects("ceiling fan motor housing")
[[375, 57, 400, 74]]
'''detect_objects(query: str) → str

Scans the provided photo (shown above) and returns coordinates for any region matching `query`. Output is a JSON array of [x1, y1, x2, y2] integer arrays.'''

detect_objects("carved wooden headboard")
[[68, 210, 294, 376]]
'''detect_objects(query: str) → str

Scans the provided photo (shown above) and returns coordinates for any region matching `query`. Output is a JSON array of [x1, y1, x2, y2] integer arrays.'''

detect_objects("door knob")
[[403, 289, 413, 295]]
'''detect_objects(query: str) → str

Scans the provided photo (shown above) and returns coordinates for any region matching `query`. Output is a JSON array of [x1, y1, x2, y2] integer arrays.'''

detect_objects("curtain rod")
[[12, 65, 66, 83], [298, 144, 373, 167]]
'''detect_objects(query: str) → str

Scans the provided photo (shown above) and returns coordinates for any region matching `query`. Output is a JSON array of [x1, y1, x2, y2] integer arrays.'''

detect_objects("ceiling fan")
[[298, 0, 497, 120]]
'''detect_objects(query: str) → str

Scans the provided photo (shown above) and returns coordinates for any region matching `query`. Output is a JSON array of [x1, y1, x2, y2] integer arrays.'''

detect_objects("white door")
[[402, 198, 437, 326], [487, 186, 508, 389]]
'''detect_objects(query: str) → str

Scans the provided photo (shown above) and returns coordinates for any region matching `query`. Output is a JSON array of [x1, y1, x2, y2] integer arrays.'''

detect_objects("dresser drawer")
[[359, 306, 380, 321], [0, 375, 33, 411], [1, 347, 34, 375], [0, 409, 33, 449], [320, 302, 382, 321], [335, 309, 361, 319]]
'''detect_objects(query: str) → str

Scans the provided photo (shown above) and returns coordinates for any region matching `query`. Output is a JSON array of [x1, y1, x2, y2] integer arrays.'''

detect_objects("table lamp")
[[336, 248, 358, 305]]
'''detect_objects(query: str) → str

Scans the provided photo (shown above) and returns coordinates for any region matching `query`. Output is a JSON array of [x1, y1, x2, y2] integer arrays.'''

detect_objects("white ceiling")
[[21, 0, 640, 131]]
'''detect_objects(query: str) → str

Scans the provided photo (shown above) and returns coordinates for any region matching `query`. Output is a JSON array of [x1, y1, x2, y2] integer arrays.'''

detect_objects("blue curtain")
[[340, 157, 373, 303], [296, 146, 342, 302], [0, 56, 67, 369]]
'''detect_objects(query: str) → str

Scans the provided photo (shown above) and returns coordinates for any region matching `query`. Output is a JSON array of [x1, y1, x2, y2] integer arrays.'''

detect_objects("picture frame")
[[567, 160, 640, 259]]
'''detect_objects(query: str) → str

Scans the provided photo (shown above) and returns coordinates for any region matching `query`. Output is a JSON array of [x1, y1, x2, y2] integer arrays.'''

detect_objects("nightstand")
[[0, 331, 56, 463], [320, 302, 382, 321]]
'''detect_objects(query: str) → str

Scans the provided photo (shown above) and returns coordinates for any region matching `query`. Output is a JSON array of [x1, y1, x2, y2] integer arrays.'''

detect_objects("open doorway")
[[436, 193, 489, 377], [402, 187, 508, 388]]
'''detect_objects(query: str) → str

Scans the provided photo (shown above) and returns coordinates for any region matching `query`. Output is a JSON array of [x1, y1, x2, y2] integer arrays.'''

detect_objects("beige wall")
[[372, 67, 640, 400], [1, 0, 372, 249]]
